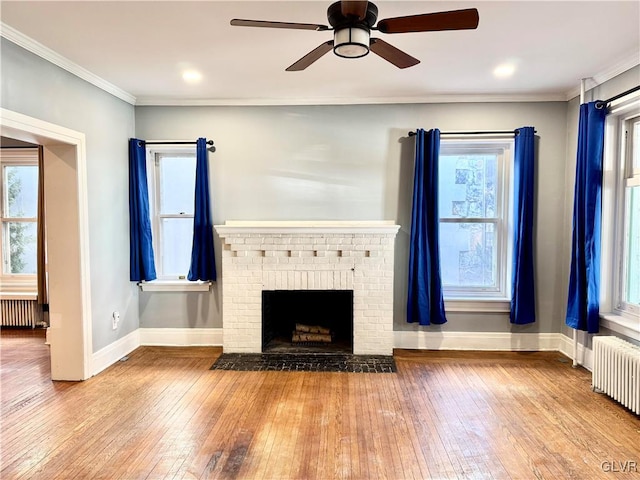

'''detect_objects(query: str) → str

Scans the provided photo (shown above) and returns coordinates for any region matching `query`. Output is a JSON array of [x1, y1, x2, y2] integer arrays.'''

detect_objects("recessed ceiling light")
[[493, 64, 516, 78], [182, 70, 202, 83]]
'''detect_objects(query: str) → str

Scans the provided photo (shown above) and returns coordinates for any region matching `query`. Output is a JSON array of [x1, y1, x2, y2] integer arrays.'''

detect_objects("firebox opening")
[[262, 290, 354, 354]]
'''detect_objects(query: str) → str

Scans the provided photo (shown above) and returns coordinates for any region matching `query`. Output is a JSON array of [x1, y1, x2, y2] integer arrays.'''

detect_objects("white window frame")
[[0, 149, 39, 292], [141, 145, 209, 292], [600, 91, 640, 339], [438, 138, 514, 312]]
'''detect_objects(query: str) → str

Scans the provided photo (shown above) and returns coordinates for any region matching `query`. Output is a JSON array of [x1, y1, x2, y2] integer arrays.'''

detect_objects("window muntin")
[[149, 151, 196, 279], [438, 141, 512, 299], [1, 156, 38, 277]]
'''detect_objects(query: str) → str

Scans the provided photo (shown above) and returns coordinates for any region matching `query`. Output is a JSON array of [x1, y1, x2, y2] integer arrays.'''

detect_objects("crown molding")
[[564, 49, 640, 101], [135, 92, 568, 107], [0, 22, 136, 106]]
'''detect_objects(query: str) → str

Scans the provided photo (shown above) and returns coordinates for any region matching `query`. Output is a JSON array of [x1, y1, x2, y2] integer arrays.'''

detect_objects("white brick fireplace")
[[214, 221, 400, 355]]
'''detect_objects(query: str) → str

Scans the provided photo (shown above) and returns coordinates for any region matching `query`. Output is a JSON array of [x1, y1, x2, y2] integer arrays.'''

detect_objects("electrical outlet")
[[112, 311, 120, 330]]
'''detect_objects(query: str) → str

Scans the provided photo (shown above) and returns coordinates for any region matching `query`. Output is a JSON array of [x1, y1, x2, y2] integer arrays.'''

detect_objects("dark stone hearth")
[[210, 353, 396, 373]]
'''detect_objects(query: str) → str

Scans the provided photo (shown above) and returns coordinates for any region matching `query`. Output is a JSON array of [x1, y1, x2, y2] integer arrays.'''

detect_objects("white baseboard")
[[394, 331, 561, 351], [90, 328, 583, 377], [558, 333, 594, 371], [139, 327, 223, 346], [91, 328, 221, 377], [91, 329, 140, 377]]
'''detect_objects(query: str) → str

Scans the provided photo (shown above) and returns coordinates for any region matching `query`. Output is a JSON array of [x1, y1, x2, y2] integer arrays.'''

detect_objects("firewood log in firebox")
[[292, 332, 332, 343], [295, 323, 330, 335]]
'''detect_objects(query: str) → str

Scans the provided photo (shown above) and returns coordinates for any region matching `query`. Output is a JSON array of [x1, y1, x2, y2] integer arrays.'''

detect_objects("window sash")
[[156, 154, 196, 216], [629, 119, 640, 175], [439, 219, 503, 294], [1, 220, 38, 275], [619, 186, 639, 314]]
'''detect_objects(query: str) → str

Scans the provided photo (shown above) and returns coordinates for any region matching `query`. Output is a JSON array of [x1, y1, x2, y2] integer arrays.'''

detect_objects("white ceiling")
[[1, 0, 639, 105]]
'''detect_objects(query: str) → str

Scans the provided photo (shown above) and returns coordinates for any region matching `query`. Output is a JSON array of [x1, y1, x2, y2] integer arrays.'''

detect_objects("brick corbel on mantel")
[[214, 221, 400, 355]]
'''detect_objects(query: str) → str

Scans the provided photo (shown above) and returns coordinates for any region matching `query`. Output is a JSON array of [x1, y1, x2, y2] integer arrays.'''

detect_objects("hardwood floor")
[[1, 330, 639, 479]]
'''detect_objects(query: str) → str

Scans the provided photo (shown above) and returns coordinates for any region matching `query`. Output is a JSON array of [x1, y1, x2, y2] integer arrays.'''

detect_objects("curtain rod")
[[407, 129, 535, 137], [142, 140, 214, 146], [595, 84, 640, 109]]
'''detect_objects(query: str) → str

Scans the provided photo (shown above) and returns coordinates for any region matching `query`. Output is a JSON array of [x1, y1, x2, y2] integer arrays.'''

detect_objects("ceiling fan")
[[230, 1, 479, 71]]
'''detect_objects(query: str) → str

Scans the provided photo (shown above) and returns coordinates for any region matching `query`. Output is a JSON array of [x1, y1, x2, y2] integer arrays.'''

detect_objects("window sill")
[[600, 313, 640, 341], [0, 281, 37, 299], [444, 298, 511, 313], [138, 280, 212, 292], [0, 291, 38, 300]]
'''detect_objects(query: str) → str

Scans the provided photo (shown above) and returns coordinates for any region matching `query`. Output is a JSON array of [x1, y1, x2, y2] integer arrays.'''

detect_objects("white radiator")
[[0, 299, 38, 328], [593, 336, 640, 415]]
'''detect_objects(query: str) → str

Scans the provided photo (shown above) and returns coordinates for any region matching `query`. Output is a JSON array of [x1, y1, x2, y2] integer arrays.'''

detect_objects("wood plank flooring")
[[1, 329, 639, 479]]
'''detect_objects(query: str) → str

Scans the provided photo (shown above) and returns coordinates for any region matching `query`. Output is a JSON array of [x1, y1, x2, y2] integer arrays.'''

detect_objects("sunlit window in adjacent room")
[[1, 152, 38, 278]]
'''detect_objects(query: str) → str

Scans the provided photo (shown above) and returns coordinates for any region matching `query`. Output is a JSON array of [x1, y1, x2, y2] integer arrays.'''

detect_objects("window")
[[147, 148, 197, 280], [438, 140, 513, 301], [601, 93, 640, 337], [1, 149, 39, 287]]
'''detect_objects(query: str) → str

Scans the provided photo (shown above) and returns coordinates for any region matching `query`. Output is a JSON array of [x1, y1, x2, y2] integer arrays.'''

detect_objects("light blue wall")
[[136, 101, 568, 334], [1, 38, 138, 352]]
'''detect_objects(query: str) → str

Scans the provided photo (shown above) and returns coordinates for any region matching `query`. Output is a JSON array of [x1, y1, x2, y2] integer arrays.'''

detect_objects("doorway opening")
[[1, 108, 91, 381]]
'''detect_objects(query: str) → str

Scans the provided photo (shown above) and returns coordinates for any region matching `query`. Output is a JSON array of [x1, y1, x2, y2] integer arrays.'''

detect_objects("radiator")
[[0, 299, 38, 328], [593, 336, 640, 415]]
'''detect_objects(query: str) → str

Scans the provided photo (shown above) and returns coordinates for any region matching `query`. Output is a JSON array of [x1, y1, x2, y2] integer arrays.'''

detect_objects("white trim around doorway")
[[1, 107, 93, 380]]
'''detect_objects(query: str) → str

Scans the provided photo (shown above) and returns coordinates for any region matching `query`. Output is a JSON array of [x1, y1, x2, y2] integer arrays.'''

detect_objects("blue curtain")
[[407, 129, 447, 325], [188, 138, 217, 281], [566, 102, 607, 333], [511, 127, 537, 324], [129, 138, 156, 281]]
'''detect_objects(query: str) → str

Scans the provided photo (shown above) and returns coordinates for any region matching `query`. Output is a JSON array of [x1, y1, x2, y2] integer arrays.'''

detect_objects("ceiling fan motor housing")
[[327, 1, 378, 29], [328, 1, 379, 58]]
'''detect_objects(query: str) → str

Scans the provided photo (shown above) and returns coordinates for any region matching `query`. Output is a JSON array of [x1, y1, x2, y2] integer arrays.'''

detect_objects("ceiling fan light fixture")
[[333, 27, 370, 58]]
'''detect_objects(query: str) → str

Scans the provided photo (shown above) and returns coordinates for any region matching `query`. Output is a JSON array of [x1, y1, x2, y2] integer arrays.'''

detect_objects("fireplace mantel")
[[214, 220, 400, 355], [215, 220, 400, 236]]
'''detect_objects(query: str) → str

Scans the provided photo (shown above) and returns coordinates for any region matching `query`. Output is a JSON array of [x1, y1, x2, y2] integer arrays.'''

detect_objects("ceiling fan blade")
[[369, 38, 420, 69], [341, 1, 369, 20], [230, 19, 329, 31], [377, 8, 479, 34], [286, 41, 334, 71]]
